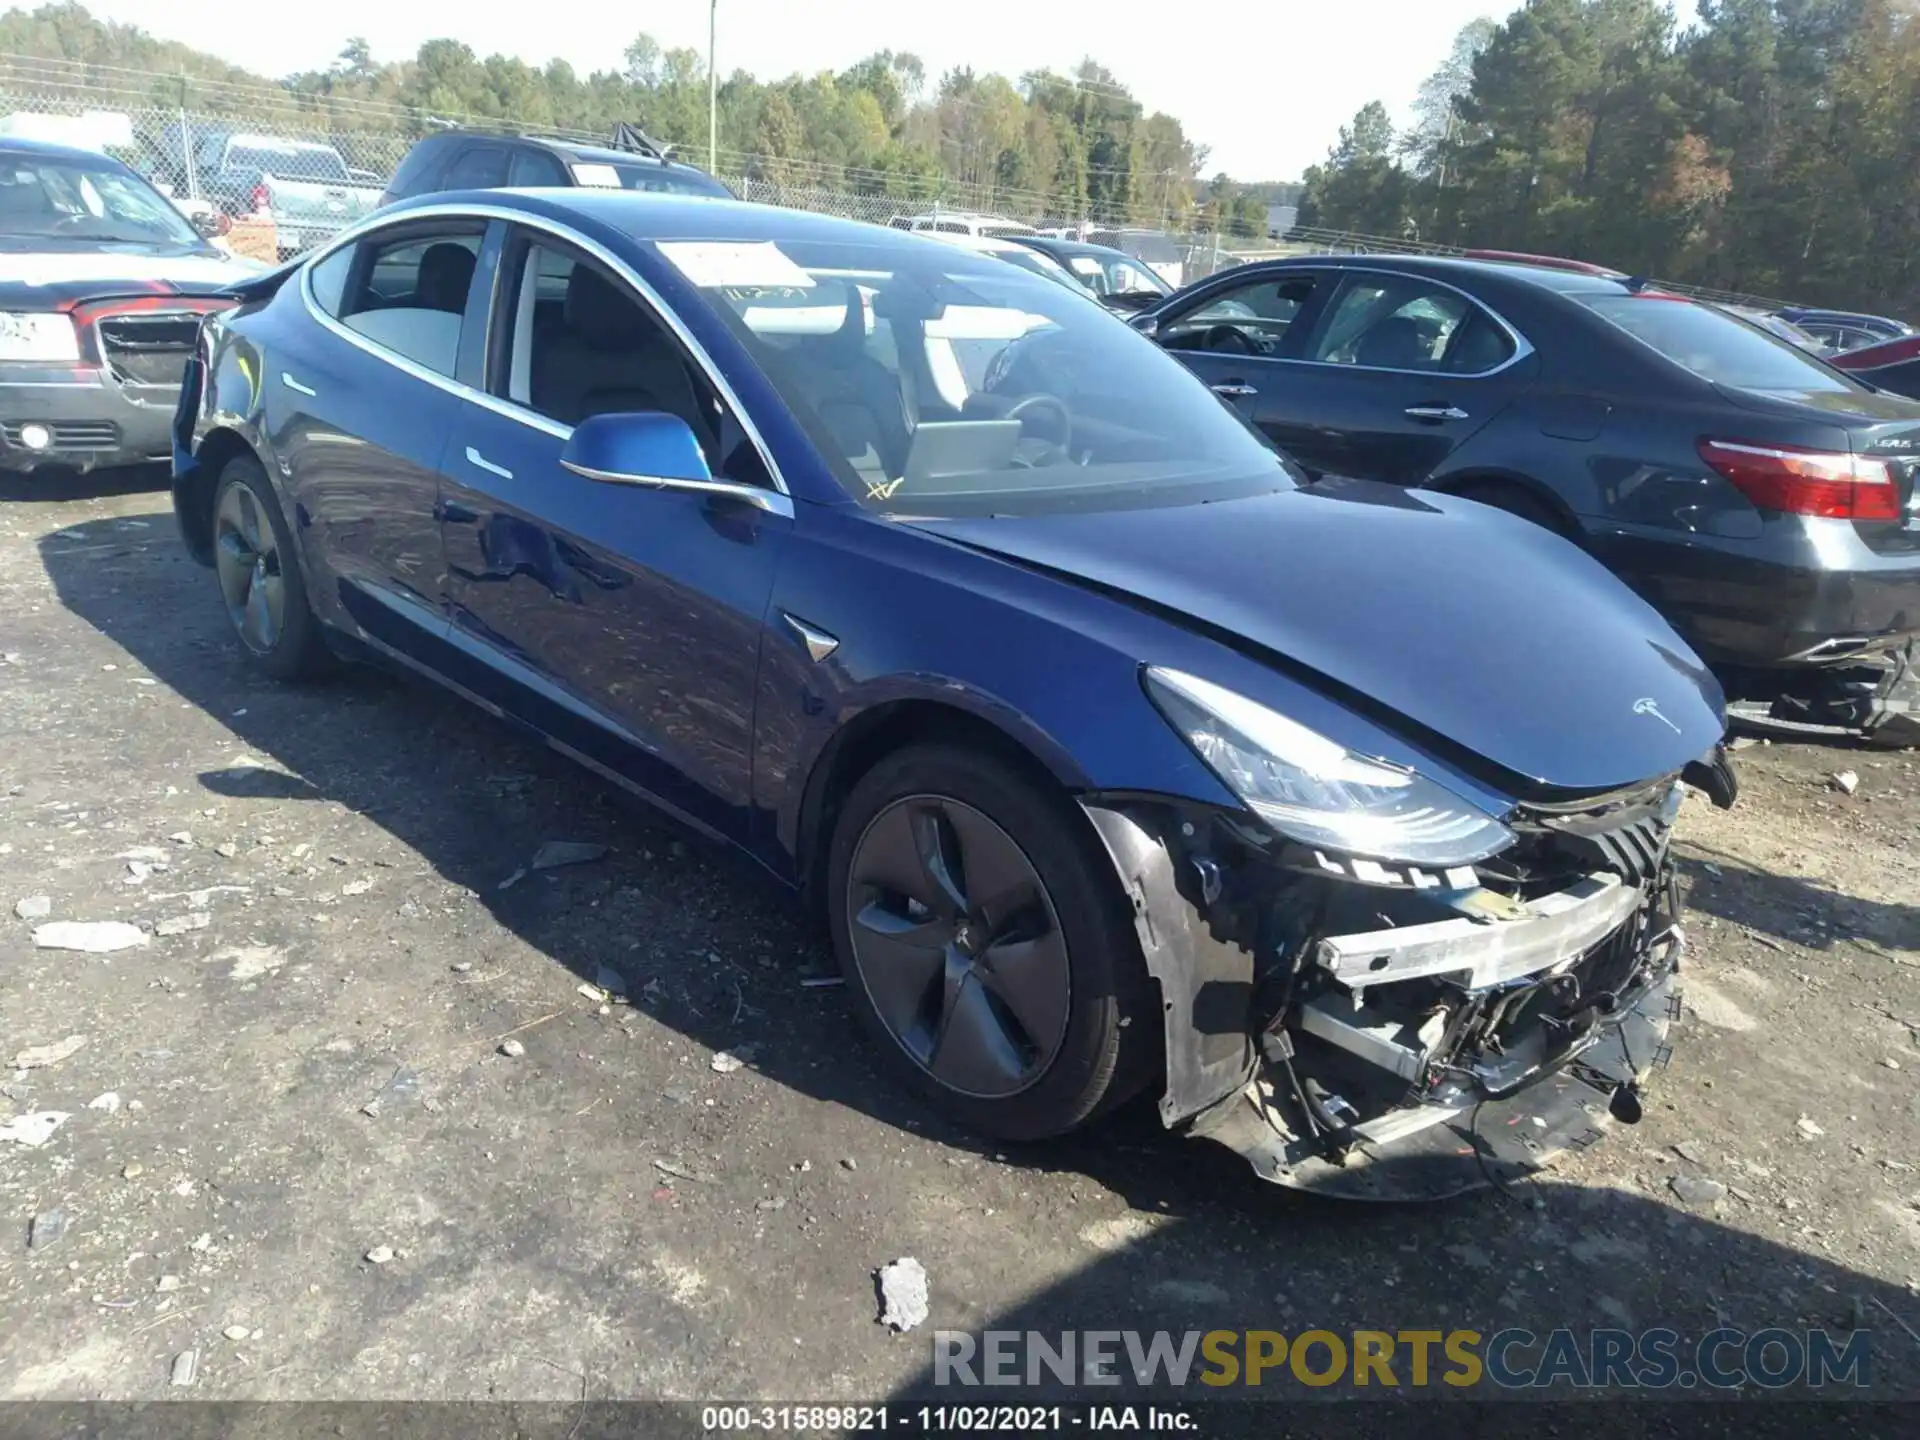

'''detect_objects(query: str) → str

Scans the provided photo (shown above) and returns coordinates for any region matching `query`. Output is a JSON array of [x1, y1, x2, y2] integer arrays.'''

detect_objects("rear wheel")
[[827, 744, 1155, 1140], [212, 455, 329, 681]]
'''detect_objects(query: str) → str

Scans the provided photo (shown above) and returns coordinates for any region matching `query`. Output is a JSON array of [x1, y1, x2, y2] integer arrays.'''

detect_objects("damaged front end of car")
[[1084, 670, 1735, 1201]]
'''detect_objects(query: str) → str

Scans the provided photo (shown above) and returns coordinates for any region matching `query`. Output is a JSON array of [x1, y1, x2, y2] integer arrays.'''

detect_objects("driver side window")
[[1161, 275, 1321, 356]]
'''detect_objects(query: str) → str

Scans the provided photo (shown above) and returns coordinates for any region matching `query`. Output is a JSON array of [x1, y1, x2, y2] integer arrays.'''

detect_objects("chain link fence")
[[0, 56, 1270, 283]]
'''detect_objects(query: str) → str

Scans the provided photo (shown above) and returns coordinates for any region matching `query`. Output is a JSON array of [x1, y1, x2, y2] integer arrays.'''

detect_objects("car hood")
[[0, 245, 264, 309], [906, 479, 1724, 795]]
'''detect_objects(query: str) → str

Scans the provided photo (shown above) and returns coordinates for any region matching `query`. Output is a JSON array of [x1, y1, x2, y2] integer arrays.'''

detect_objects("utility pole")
[[708, 0, 718, 173]]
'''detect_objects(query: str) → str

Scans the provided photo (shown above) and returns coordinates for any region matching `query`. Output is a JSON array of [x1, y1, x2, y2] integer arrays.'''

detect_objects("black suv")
[[1136, 254, 1920, 742], [379, 127, 733, 206]]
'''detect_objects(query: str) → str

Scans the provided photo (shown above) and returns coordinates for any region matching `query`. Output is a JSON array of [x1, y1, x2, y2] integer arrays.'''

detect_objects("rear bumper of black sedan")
[[1585, 514, 1920, 671], [0, 362, 178, 475]]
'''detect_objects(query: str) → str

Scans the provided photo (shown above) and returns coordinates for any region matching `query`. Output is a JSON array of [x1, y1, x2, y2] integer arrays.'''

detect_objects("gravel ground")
[[1, 471, 1917, 1405]]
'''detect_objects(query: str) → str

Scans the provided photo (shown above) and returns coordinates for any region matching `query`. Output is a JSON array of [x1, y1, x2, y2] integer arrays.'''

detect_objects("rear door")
[[1262, 269, 1535, 485], [435, 226, 793, 840], [274, 217, 487, 657]]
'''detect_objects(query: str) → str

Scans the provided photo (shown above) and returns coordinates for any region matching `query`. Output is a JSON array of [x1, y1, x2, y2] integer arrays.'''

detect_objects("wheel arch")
[[1428, 467, 1583, 539], [793, 696, 1086, 916], [175, 426, 265, 567]]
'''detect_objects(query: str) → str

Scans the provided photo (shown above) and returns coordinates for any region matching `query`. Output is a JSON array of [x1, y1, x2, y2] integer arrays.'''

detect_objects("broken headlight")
[[1144, 667, 1515, 866]]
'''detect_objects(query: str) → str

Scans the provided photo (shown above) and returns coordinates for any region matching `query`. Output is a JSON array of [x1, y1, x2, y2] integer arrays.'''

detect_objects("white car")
[[911, 230, 1090, 295], [887, 211, 1037, 239]]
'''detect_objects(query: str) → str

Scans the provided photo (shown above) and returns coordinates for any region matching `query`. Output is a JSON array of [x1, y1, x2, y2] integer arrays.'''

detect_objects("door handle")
[[434, 499, 479, 525], [1211, 382, 1258, 398], [280, 372, 316, 397], [464, 446, 513, 481], [1405, 405, 1469, 422]]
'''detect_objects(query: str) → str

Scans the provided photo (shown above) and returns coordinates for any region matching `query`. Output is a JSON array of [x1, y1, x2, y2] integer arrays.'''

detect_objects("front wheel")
[[211, 455, 330, 681], [826, 744, 1155, 1141]]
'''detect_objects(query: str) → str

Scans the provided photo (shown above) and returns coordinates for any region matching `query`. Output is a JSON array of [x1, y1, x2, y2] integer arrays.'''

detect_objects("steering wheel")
[[1004, 393, 1072, 464], [1202, 324, 1260, 355]]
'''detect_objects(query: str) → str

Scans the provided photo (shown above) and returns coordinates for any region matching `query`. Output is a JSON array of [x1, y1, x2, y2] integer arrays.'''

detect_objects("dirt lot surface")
[[1, 472, 1917, 1405]]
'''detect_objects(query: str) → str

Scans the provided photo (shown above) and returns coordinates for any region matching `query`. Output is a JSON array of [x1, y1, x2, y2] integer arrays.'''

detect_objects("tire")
[[1452, 481, 1569, 535], [210, 454, 330, 681], [827, 743, 1156, 1141]]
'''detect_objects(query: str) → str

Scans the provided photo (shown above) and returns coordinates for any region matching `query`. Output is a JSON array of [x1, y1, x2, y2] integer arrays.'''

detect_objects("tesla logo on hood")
[[1634, 697, 1682, 734]]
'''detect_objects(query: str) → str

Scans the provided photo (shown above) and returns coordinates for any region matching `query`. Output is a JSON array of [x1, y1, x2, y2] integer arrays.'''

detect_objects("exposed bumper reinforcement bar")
[[1315, 873, 1643, 993]]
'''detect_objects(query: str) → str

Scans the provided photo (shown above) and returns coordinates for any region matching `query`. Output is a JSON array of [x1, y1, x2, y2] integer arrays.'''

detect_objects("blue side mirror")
[[560, 411, 712, 487]]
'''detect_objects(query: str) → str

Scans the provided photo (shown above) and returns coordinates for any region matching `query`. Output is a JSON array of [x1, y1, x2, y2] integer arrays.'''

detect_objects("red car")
[[1833, 335, 1920, 400]]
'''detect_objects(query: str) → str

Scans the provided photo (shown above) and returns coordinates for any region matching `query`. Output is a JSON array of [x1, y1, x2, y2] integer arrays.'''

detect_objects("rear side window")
[[1577, 294, 1861, 392], [384, 139, 449, 200], [509, 149, 569, 186], [442, 146, 510, 191], [307, 247, 353, 315], [315, 227, 483, 377]]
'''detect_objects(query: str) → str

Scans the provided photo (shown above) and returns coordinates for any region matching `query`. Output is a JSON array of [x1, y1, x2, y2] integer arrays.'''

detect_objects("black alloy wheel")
[[827, 744, 1156, 1141], [209, 455, 329, 681], [214, 478, 286, 655], [844, 794, 1071, 1098]]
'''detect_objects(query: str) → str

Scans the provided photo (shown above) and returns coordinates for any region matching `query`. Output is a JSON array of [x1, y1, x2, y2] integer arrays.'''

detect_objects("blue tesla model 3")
[[172, 190, 1731, 1198]]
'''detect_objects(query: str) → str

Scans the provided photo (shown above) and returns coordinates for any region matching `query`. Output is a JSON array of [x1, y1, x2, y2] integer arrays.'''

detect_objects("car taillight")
[[1698, 438, 1900, 521], [250, 184, 269, 211]]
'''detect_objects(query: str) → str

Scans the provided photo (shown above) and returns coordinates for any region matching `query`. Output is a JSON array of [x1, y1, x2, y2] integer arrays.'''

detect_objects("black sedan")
[[1136, 255, 1920, 743]]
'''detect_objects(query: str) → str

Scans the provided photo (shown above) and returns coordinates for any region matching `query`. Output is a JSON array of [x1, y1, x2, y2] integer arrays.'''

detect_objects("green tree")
[[752, 87, 806, 188], [1299, 101, 1414, 235]]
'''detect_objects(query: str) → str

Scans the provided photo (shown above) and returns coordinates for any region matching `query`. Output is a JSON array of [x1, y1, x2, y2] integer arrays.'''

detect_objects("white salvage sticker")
[[570, 163, 623, 188], [657, 241, 816, 291]]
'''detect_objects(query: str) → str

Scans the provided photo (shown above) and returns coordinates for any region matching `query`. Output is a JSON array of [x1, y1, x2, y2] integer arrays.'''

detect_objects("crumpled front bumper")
[[1205, 949, 1679, 1201], [1084, 799, 1684, 1201]]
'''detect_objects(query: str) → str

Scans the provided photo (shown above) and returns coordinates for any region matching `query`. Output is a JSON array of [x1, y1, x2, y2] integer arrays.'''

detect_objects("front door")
[[436, 229, 791, 842], [1155, 268, 1330, 452]]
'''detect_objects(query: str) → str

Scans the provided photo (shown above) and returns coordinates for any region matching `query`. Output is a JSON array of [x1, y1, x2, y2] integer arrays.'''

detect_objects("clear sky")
[[75, 0, 1511, 180]]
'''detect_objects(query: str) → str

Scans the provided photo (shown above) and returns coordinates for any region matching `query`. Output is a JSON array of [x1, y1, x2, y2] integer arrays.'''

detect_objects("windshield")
[[658, 235, 1292, 516], [0, 152, 201, 246], [1577, 293, 1862, 392], [228, 144, 348, 183]]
